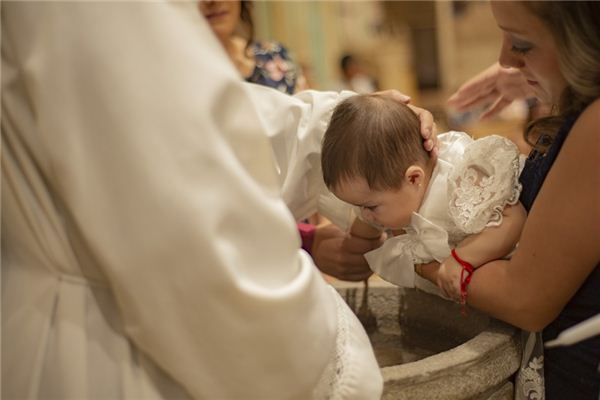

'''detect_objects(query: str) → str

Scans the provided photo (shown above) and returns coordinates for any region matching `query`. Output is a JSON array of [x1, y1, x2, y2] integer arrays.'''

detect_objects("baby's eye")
[[362, 205, 378, 212]]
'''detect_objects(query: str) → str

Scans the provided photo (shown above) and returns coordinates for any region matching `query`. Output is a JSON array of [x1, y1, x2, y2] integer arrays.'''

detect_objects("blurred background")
[[251, 0, 530, 153]]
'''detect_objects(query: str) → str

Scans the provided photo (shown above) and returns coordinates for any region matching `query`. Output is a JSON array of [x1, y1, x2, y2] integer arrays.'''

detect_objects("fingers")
[[408, 104, 439, 157], [450, 89, 501, 113], [447, 62, 501, 110], [448, 83, 494, 109], [423, 129, 439, 156], [436, 261, 463, 302], [312, 229, 378, 281], [342, 253, 371, 269], [480, 97, 513, 119], [343, 234, 383, 253], [374, 92, 438, 155], [497, 67, 531, 100], [423, 138, 434, 151], [374, 89, 411, 104], [448, 62, 532, 117], [438, 277, 460, 302], [331, 254, 374, 281], [315, 251, 372, 281], [338, 270, 373, 282], [406, 104, 435, 143], [444, 281, 461, 303], [321, 267, 372, 282], [448, 77, 496, 109]]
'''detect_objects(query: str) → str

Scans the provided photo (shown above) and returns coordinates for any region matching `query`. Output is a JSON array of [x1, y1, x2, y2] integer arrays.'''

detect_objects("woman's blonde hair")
[[523, 1, 600, 148]]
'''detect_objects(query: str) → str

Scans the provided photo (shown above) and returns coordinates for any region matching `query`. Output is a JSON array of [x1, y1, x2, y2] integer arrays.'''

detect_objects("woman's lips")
[[204, 10, 228, 21]]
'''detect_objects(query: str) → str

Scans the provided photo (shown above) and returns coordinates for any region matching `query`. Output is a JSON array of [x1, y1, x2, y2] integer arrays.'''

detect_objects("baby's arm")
[[437, 202, 527, 300], [455, 202, 527, 266]]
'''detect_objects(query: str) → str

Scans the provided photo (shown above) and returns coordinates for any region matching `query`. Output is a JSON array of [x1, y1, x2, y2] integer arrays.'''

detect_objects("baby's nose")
[[360, 209, 373, 222]]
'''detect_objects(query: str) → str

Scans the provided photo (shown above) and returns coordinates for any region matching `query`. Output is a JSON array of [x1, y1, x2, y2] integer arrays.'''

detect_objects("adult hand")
[[447, 62, 534, 119], [374, 89, 438, 156], [436, 257, 462, 302], [311, 222, 383, 281]]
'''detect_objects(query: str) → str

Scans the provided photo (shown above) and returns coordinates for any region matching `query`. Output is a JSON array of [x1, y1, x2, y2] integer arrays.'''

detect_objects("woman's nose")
[[498, 35, 525, 69]]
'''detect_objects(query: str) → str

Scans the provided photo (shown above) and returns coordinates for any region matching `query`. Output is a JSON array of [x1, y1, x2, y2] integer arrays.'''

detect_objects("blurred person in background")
[[199, 0, 307, 95], [338, 54, 379, 94]]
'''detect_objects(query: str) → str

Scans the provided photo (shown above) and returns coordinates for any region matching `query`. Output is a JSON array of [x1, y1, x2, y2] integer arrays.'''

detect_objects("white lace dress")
[[365, 131, 522, 295]]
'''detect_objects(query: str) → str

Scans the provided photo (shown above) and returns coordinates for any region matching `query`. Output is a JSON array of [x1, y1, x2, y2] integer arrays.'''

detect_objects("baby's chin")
[[375, 222, 400, 231], [378, 222, 408, 231]]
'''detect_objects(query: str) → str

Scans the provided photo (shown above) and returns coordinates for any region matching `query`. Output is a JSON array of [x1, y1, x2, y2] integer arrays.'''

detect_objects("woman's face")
[[491, 1, 567, 105], [198, 1, 241, 42]]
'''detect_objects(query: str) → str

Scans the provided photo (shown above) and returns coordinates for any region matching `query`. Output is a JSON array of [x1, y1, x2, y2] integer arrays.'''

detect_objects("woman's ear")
[[404, 165, 425, 187]]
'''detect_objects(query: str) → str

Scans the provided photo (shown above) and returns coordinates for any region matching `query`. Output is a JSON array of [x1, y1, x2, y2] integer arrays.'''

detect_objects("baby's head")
[[321, 94, 432, 229]]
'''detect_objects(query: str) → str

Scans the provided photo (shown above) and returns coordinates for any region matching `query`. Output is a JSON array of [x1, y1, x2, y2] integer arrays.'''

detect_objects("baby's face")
[[332, 176, 421, 230]]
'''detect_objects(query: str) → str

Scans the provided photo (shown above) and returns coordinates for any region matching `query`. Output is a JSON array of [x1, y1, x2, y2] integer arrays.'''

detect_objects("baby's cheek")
[[360, 209, 372, 221]]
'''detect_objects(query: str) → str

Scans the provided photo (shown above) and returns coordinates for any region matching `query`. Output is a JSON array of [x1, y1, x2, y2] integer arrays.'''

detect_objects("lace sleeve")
[[448, 135, 522, 234]]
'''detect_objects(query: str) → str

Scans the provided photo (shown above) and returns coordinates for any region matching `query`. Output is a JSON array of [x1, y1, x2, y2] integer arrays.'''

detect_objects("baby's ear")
[[405, 165, 425, 187]]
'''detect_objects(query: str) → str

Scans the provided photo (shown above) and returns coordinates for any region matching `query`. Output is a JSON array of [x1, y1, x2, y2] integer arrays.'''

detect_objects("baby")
[[321, 94, 526, 302]]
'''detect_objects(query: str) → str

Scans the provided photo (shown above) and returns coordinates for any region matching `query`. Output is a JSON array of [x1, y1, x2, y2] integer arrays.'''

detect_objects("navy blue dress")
[[519, 114, 600, 399]]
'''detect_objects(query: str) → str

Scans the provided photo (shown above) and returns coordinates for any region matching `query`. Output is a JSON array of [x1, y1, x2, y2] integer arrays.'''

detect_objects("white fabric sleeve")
[[448, 135, 522, 234], [246, 83, 356, 223], [365, 236, 449, 299], [3, 3, 381, 399], [436, 130, 474, 162]]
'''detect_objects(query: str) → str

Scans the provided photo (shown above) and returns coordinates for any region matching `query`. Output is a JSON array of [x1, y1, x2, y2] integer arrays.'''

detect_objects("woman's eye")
[[510, 45, 532, 55], [509, 39, 533, 55]]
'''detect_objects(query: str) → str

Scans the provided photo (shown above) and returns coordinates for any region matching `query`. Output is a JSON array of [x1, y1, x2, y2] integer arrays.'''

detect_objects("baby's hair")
[[321, 94, 430, 191]]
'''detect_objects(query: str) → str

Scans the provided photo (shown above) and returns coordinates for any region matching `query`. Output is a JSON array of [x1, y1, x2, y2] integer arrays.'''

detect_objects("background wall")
[[252, 0, 527, 147], [253, 2, 500, 92]]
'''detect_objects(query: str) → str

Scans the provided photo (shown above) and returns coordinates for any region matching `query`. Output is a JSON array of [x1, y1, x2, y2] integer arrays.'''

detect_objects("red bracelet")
[[451, 248, 474, 308]]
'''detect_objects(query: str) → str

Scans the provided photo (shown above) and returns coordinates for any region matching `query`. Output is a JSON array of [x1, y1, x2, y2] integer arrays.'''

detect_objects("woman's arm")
[[467, 100, 600, 331]]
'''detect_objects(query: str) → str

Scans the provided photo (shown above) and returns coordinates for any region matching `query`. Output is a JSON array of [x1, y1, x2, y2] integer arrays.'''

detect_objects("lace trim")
[[312, 288, 349, 400], [515, 331, 545, 400], [448, 135, 522, 234]]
